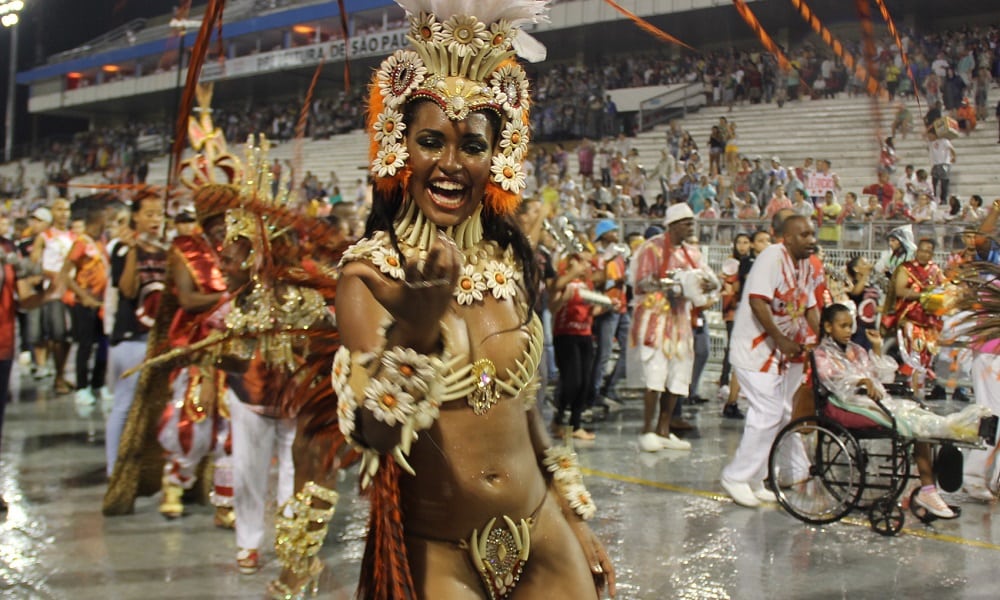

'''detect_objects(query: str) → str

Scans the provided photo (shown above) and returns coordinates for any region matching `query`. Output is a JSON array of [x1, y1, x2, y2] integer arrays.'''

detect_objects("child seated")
[[814, 304, 993, 518]]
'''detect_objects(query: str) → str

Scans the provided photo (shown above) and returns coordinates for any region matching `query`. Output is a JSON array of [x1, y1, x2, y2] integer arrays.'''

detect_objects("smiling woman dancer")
[[329, 1, 614, 598]]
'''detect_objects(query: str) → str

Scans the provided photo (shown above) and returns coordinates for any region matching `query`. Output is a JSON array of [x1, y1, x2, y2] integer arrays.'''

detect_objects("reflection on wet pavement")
[[2, 364, 999, 599]]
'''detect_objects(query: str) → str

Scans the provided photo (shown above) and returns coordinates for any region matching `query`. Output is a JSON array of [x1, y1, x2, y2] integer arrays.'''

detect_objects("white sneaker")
[[963, 483, 996, 503], [721, 478, 761, 508], [74, 388, 96, 407], [751, 484, 778, 503], [99, 387, 114, 415], [914, 487, 956, 518], [17, 351, 31, 367], [638, 432, 662, 452], [717, 385, 730, 401], [659, 433, 692, 451]]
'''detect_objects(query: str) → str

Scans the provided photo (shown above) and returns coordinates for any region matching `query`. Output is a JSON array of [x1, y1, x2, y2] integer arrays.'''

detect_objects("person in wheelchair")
[[814, 304, 993, 518]]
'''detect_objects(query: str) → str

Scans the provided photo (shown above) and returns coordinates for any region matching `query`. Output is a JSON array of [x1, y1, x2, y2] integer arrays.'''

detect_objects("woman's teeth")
[[429, 182, 466, 208]]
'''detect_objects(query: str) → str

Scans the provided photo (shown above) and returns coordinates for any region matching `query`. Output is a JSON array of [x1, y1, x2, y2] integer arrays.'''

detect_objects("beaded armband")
[[542, 446, 597, 521], [334, 341, 464, 488]]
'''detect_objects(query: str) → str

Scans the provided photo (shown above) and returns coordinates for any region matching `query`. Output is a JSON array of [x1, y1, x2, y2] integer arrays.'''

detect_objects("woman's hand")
[[864, 328, 883, 353], [567, 518, 616, 598], [860, 378, 883, 400], [357, 233, 461, 350]]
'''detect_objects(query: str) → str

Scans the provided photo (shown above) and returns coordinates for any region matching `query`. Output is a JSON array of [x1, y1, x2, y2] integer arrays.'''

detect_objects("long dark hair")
[[363, 101, 540, 321]]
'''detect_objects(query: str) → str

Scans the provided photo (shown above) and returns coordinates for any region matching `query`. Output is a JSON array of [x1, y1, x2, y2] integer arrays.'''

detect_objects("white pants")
[[964, 354, 1000, 490], [722, 363, 804, 484], [230, 396, 296, 551], [639, 345, 693, 397]]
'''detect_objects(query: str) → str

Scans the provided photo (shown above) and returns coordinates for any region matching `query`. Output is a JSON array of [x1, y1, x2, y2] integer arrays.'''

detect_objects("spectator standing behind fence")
[[928, 129, 956, 203], [30, 199, 76, 395], [57, 209, 109, 412]]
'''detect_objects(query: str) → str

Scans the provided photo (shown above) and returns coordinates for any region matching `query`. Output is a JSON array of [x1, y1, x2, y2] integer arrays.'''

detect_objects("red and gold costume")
[[893, 258, 944, 379], [157, 230, 234, 511]]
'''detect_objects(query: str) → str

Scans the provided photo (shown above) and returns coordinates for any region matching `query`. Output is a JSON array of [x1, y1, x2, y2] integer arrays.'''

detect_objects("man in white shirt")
[[720, 215, 820, 507], [927, 130, 956, 203]]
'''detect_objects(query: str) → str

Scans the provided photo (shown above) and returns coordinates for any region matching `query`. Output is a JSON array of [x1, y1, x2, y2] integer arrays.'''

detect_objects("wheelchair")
[[766, 355, 999, 536]]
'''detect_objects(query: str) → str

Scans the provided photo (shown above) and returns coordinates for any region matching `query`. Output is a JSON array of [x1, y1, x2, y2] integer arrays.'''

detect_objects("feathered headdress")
[[367, 0, 550, 216]]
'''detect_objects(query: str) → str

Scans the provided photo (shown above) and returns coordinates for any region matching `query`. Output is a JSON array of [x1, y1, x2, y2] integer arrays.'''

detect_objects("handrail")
[[637, 81, 705, 132]]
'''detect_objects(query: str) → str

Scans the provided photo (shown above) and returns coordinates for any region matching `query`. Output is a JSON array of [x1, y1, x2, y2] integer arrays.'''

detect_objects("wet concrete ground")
[[2, 361, 999, 599]]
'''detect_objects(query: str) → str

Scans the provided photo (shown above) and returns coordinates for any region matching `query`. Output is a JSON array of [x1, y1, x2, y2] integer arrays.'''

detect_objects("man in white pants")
[[630, 203, 719, 452], [721, 215, 820, 507]]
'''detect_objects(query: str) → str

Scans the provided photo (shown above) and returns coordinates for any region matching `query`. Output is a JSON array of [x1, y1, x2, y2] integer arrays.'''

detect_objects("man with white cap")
[[720, 214, 820, 507], [630, 203, 719, 451]]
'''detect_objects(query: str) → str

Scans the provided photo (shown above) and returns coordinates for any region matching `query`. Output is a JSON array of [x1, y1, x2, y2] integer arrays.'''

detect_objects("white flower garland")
[[542, 445, 597, 521]]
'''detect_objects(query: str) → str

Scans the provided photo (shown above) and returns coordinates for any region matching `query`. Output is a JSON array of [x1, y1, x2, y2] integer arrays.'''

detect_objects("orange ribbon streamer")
[[874, 0, 921, 112], [601, 0, 695, 51], [730, 0, 791, 71], [787, 0, 886, 99]]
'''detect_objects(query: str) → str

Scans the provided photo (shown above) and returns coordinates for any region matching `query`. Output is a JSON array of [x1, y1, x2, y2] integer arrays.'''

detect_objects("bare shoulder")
[[335, 261, 389, 351]]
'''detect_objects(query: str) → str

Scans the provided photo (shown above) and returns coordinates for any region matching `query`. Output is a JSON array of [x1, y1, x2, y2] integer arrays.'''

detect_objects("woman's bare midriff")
[[400, 398, 547, 540], [401, 299, 545, 539]]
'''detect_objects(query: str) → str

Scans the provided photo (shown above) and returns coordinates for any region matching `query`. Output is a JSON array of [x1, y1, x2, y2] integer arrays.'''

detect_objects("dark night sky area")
[[1, 0, 195, 154]]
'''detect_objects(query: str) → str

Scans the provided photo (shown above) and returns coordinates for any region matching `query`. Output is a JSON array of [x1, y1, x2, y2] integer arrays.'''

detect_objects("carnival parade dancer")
[[156, 193, 235, 524], [888, 238, 945, 398], [329, 1, 614, 597], [630, 203, 719, 452], [959, 198, 1000, 502]]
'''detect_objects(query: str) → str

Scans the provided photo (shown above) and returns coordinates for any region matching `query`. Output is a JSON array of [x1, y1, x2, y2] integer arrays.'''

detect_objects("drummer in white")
[[630, 203, 720, 452]]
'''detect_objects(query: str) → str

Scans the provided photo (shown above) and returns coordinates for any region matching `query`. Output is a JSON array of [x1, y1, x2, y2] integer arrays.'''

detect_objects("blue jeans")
[[606, 311, 631, 399], [589, 311, 620, 406], [690, 326, 710, 399], [105, 340, 147, 476], [541, 308, 558, 382]]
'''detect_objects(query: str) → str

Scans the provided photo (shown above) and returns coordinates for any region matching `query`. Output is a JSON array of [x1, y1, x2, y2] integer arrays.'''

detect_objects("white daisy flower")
[[411, 397, 441, 431], [362, 378, 415, 427], [484, 259, 519, 300], [411, 11, 444, 44], [331, 346, 351, 389], [381, 347, 436, 394], [490, 154, 526, 193], [544, 448, 584, 485], [337, 391, 357, 439], [454, 264, 487, 305], [564, 482, 597, 520], [372, 142, 408, 178], [499, 120, 529, 159], [490, 64, 529, 114], [373, 108, 405, 143], [488, 20, 514, 50], [442, 15, 487, 58], [370, 246, 405, 279], [376, 51, 426, 107]]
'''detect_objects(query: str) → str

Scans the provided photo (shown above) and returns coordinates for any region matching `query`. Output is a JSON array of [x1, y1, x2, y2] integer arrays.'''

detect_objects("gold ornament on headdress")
[[225, 133, 293, 246], [368, 0, 549, 215], [177, 83, 244, 191]]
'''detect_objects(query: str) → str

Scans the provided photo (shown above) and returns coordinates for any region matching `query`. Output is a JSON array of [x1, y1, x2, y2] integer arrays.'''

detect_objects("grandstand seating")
[[638, 95, 1000, 201]]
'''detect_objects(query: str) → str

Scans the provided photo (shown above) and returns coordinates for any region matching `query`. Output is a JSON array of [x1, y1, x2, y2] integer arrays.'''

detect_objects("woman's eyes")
[[417, 137, 488, 155]]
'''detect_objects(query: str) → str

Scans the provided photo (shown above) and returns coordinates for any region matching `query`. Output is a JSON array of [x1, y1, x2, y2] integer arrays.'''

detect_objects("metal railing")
[[570, 217, 976, 252], [636, 81, 706, 132]]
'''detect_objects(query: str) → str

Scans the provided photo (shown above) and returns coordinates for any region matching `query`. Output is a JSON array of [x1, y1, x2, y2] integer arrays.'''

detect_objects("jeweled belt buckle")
[[470, 358, 501, 415], [470, 515, 531, 600]]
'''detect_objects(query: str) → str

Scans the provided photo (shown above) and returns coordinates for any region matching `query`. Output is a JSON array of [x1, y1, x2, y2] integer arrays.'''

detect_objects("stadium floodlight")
[[3, 0, 25, 162]]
